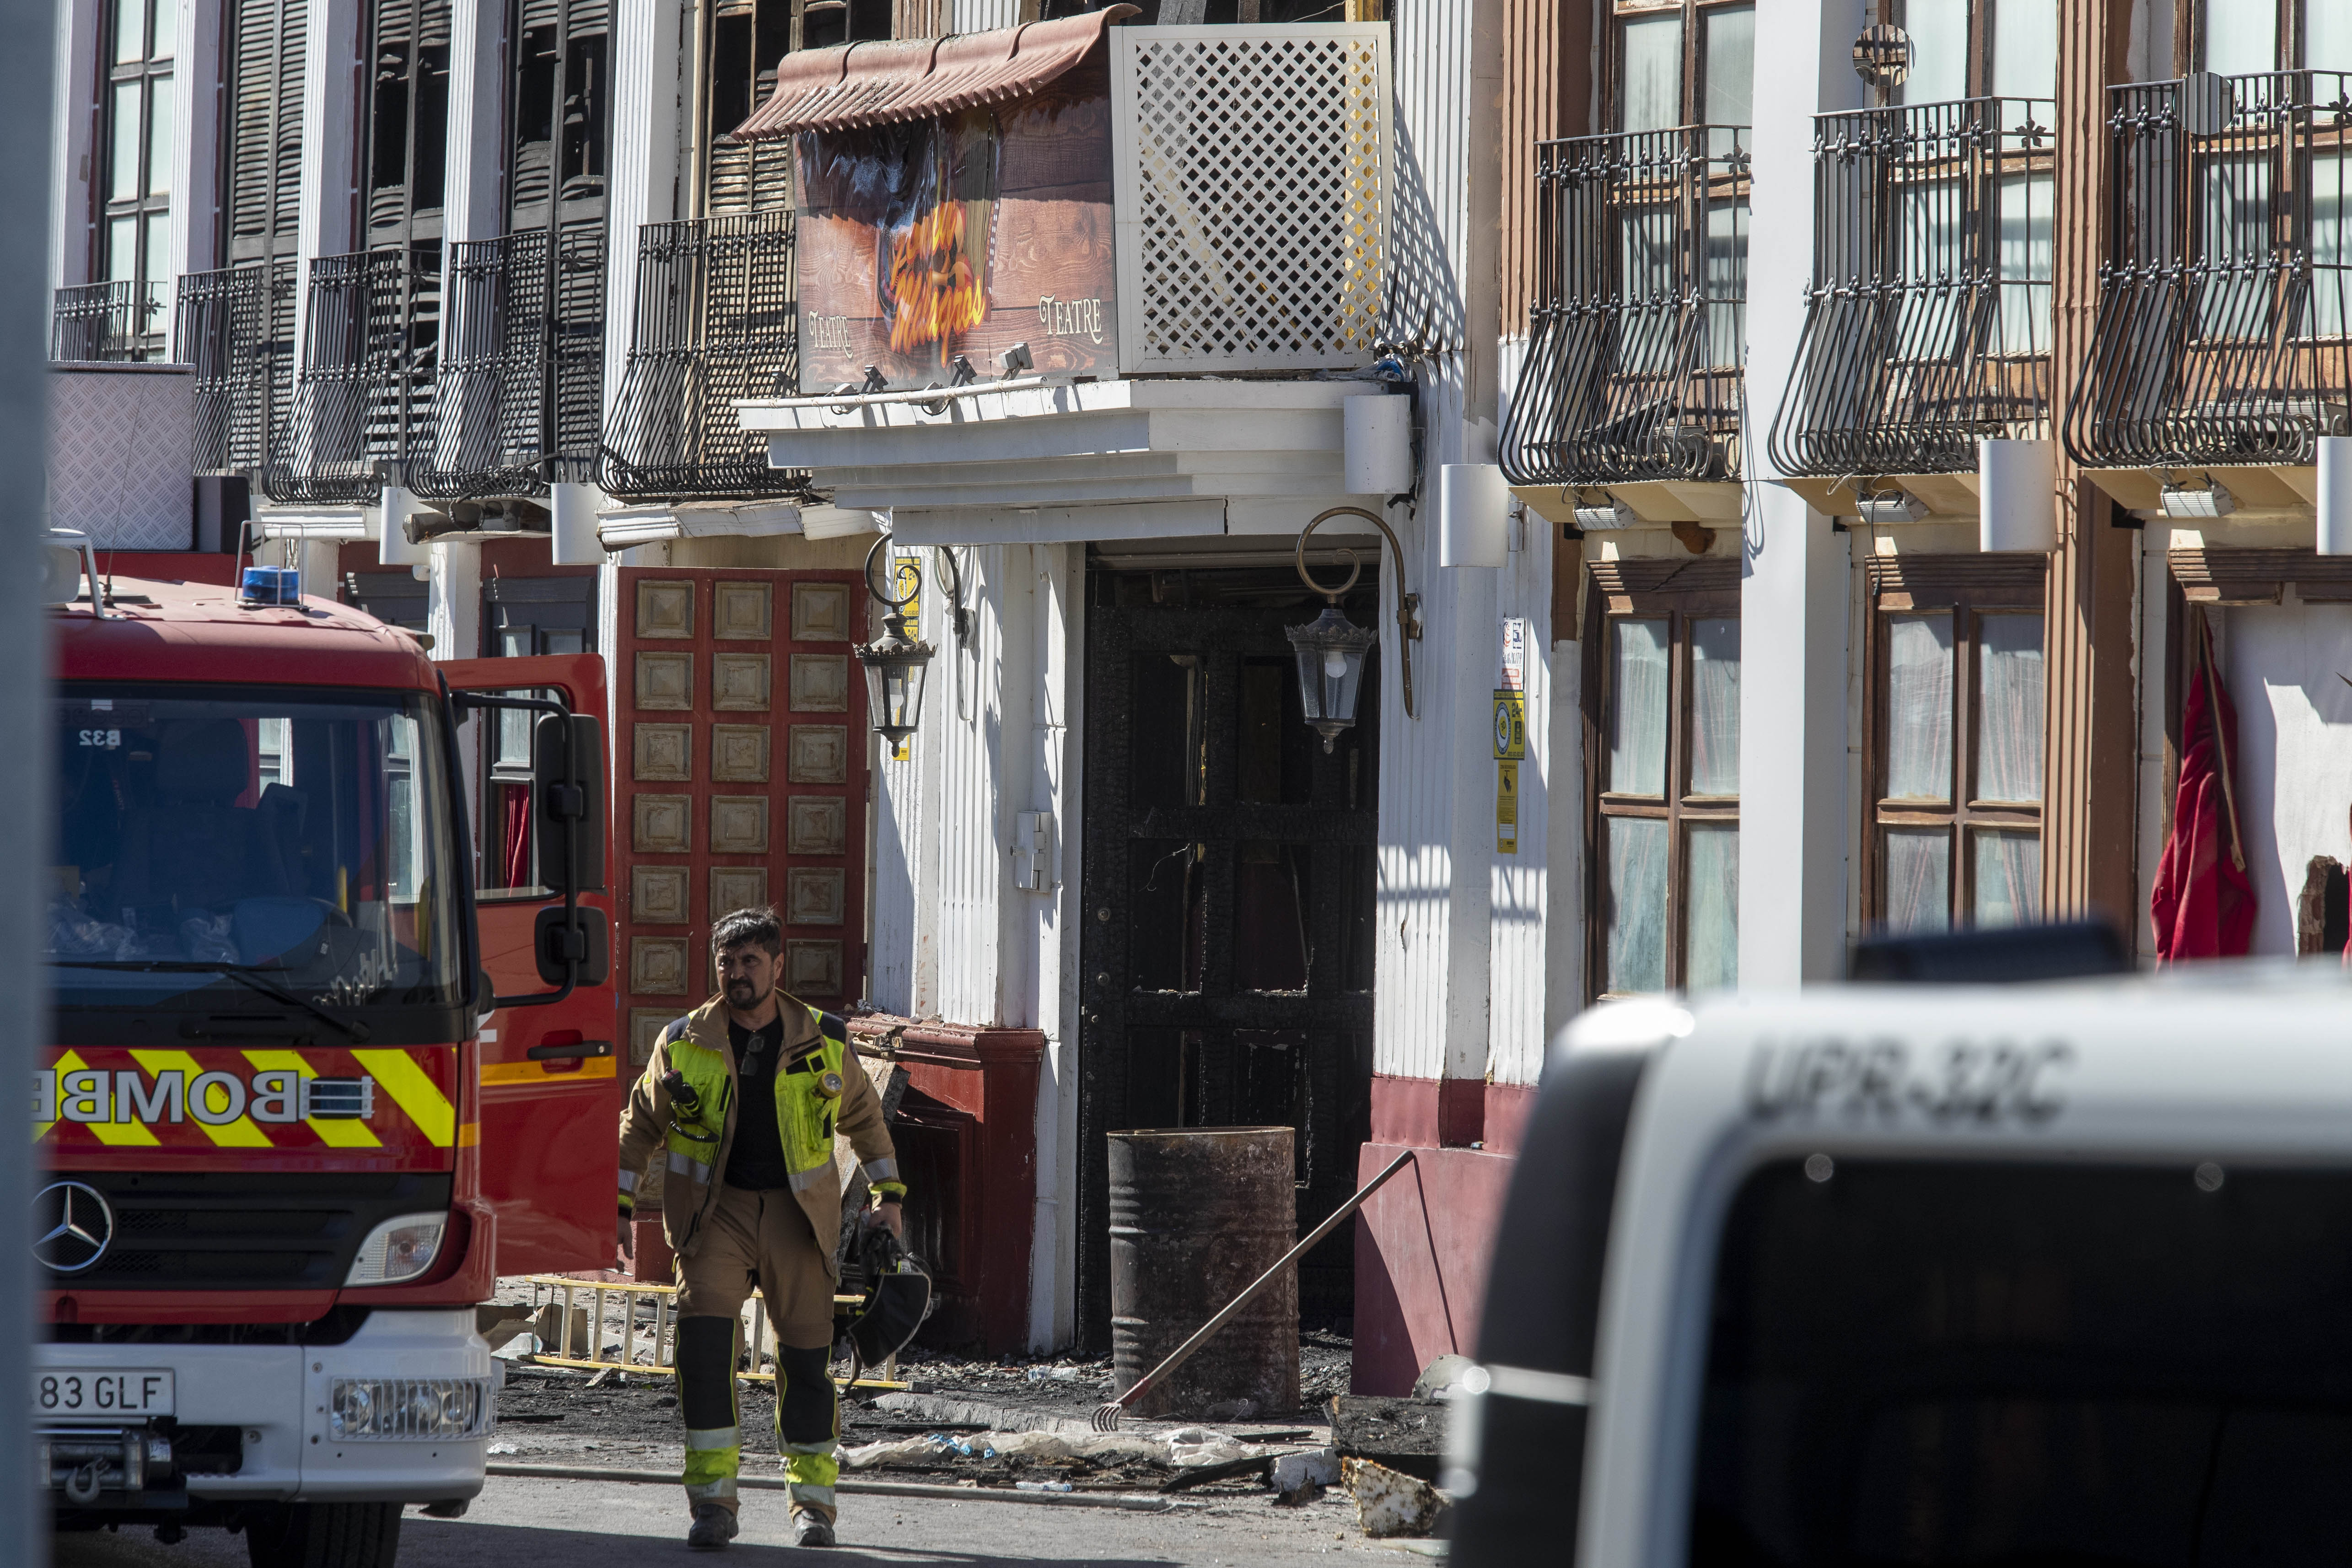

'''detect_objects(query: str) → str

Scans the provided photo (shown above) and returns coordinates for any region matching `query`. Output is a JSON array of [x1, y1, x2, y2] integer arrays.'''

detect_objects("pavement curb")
[[486, 1461, 1185, 1512]]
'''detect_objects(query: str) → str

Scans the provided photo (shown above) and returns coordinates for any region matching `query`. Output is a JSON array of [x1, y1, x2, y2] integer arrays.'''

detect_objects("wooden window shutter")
[[226, 0, 305, 259]]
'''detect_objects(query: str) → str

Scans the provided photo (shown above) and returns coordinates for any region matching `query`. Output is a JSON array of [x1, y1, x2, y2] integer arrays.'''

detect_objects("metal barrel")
[[1107, 1126, 1300, 1420]]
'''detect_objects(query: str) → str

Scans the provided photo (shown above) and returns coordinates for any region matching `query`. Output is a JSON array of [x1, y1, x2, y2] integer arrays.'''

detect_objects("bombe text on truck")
[[37, 542, 618, 1567]]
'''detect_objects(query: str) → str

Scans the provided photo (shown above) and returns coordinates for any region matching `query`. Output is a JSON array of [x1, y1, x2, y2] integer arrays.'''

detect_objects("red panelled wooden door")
[[613, 568, 870, 1068]]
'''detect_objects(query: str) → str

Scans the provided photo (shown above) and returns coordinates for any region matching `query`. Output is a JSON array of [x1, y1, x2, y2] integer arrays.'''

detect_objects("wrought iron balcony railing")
[[2068, 70, 2352, 469], [175, 261, 299, 476], [52, 281, 169, 363], [1769, 96, 2054, 482], [263, 247, 440, 506], [414, 226, 607, 501], [1500, 125, 1749, 489], [600, 210, 811, 501]]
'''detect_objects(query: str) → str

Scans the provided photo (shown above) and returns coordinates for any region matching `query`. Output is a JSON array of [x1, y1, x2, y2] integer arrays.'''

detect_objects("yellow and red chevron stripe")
[[34, 1044, 459, 1171]]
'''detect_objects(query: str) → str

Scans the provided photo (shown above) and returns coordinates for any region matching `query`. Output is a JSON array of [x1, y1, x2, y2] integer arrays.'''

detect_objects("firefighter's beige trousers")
[[673, 1184, 839, 1522], [674, 1183, 836, 1346]]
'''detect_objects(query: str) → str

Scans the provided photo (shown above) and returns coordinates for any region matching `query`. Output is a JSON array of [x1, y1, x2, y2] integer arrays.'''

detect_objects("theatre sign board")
[[733, 12, 1131, 390]]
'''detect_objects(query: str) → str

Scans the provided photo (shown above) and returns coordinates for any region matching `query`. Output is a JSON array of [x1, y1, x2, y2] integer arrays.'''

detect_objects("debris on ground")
[[1341, 1456, 1449, 1539], [1412, 1354, 1478, 1399], [1328, 1393, 1446, 1482], [1269, 1446, 1341, 1504], [482, 1277, 1369, 1518]]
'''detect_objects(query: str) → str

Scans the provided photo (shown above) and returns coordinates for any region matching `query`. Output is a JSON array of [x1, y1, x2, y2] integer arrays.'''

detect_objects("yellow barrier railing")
[[515, 1275, 905, 1390]]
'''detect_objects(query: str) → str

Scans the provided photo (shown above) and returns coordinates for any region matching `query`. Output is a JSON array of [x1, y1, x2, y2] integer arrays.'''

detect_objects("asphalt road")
[[51, 1474, 1432, 1567]]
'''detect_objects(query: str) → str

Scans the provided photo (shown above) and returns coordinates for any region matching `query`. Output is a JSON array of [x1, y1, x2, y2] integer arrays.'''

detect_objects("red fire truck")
[[38, 546, 617, 1566]]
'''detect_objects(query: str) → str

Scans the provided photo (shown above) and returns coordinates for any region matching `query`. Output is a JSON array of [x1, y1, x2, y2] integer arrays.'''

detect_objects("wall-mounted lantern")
[[1287, 505, 1421, 751], [854, 537, 937, 746]]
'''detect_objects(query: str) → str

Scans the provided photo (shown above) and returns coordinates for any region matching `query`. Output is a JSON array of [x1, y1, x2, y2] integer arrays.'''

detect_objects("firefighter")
[[616, 906, 906, 1550]]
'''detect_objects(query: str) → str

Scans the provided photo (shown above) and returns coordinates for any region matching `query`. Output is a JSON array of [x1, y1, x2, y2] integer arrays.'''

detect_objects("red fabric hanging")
[[500, 782, 533, 892], [2151, 610, 2255, 960]]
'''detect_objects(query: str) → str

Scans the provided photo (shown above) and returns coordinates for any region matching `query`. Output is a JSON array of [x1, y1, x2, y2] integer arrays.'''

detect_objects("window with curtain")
[[98, 0, 175, 349], [1878, 0, 2055, 104], [2193, 0, 2349, 72], [1591, 589, 1740, 998], [1610, 1, 1754, 132], [1869, 566, 2046, 932]]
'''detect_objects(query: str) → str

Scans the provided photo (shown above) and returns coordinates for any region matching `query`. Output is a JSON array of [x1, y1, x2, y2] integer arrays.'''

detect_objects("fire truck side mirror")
[[533, 714, 606, 893]]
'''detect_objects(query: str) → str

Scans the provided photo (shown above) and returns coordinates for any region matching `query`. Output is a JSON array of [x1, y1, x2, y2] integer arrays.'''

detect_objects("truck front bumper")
[[37, 1309, 494, 1506]]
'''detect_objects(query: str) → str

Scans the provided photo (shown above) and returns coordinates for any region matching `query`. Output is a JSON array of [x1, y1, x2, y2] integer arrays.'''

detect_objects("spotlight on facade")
[[2159, 479, 2236, 520], [1853, 489, 1930, 525], [853, 537, 937, 747], [1288, 504, 1421, 749], [1572, 501, 1641, 531]]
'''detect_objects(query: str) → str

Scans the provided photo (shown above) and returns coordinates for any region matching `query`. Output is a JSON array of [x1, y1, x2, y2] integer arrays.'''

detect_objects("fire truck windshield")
[[48, 684, 466, 1015]]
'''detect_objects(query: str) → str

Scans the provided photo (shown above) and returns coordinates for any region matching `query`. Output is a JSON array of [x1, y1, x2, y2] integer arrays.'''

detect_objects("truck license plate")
[[33, 1370, 174, 1418]]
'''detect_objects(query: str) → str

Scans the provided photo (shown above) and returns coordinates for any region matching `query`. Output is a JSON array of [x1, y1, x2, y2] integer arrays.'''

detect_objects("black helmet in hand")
[[843, 1223, 932, 1368]]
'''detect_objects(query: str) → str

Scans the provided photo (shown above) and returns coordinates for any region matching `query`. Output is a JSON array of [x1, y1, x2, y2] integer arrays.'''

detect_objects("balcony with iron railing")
[[2067, 70, 2352, 515], [409, 226, 607, 504], [1499, 125, 1749, 533], [175, 261, 299, 476], [52, 281, 170, 363], [601, 209, 811, 502], [1769, 96, 2054, 521], [262, 247, 440, 507]]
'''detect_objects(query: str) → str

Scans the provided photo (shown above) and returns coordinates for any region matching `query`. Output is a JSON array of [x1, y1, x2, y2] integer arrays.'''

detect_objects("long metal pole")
[[1, 0, 55, 1555], [1093, 1149, 1417, 1431]]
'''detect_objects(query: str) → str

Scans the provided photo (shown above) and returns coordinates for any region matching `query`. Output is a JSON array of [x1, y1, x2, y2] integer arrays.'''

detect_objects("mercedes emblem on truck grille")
[[33, 1181, 113, 1274]]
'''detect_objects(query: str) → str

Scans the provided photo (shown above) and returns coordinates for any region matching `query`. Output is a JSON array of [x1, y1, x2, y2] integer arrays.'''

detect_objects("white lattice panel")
[[1111, 24, 1390, 375], [47, 365, 195, 549]]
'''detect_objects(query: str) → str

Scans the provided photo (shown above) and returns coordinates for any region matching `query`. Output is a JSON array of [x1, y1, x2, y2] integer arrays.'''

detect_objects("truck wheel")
[[244, 1502, 403, 1568]]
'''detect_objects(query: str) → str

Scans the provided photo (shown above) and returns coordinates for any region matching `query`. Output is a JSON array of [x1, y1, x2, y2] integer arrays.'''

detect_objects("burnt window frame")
[[700, 0, 891, 214], [362, 0, 451, 248]]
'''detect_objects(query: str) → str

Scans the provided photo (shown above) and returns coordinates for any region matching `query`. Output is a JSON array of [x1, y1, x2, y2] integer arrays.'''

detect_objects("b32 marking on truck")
[[1745, 1036, 2073, 1127]]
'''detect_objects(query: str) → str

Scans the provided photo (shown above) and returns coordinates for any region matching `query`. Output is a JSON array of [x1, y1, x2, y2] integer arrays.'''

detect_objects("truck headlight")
[[344, 1213, 446, 1286], [329, 1378, 492, 1441]]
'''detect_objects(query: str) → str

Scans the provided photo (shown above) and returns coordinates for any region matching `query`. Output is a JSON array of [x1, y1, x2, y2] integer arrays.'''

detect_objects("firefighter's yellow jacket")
[[615, 992, 903, 1275]]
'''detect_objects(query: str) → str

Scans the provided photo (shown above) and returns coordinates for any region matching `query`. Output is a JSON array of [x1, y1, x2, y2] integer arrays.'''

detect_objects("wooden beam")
[[2041, 0, 2142, 930]]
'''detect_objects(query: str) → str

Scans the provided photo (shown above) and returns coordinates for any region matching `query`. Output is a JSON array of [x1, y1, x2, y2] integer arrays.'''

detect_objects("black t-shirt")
[[722, 1016, 793, 1191]]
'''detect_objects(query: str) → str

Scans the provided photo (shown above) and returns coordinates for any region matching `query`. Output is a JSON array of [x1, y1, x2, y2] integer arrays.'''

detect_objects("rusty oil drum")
[[1107, 1126, 1300, 1420]]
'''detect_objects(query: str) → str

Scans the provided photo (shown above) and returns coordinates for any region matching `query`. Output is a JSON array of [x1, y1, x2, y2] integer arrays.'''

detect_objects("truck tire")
[[244, 1502, 403, 1568]]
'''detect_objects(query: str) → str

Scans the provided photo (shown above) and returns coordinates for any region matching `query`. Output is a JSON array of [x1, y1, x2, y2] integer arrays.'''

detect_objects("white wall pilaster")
[[290, 0, 360, 407], [50, 0, 101, 292], [168, 0, 224, 290], [426, 537, 482, 661], [602, 0, 685, 472], [1737, 0, 1863, 988], [441, 0, 504, 246], [1373, 0, 1505, 1086]]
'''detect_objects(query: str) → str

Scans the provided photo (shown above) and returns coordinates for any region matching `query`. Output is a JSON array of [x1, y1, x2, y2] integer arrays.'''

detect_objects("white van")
[[1448, 962, 2352, 1565]]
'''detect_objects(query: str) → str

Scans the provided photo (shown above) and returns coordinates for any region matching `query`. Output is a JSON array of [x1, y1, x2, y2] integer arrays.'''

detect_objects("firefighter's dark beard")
[[725, 976, 765, 1009]]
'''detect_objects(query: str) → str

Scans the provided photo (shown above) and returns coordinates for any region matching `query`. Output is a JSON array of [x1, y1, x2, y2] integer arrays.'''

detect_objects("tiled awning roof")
[[728, 5, 1138, 141]]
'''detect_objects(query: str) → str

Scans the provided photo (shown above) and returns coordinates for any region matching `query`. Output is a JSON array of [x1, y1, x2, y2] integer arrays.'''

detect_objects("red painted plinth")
[[1350, 1075, 1539, 1395], [849, 1014, 1043, 1357]]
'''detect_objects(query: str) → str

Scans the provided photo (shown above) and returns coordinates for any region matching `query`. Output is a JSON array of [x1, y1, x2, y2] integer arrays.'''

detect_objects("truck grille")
[[44, 1172, 453, 1292]]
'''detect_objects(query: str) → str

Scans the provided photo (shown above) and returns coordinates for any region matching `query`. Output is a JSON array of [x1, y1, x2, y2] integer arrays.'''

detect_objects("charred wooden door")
[[1077, 568, 1379, 1346]]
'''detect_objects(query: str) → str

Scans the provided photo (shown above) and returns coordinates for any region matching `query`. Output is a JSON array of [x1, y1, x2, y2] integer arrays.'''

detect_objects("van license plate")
[[33, 1370, 174, 1417]]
